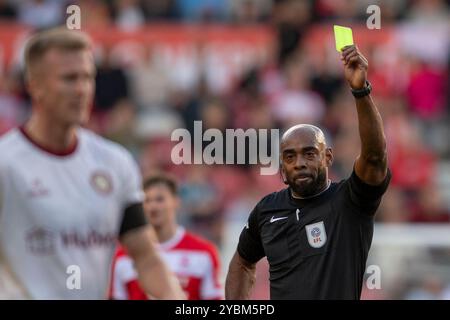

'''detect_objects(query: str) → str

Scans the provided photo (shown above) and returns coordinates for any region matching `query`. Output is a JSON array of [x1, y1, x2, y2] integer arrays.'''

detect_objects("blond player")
[[0, 28, 184, 299]]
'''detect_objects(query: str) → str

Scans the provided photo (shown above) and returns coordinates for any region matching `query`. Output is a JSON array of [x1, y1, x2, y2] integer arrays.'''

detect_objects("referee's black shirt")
[[237, 169, 391, 300]]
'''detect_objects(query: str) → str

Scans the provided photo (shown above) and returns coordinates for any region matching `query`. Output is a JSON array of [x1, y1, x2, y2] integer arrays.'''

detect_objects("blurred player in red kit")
[[110, 175, 223, 300]]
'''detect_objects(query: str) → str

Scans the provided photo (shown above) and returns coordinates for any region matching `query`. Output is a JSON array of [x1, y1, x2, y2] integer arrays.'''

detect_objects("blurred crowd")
[[0, 0, 448, 29], [0, 0, 449, 299]]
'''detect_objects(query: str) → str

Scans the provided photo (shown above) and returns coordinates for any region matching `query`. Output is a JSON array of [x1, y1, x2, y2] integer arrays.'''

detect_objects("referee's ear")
[[279, 164, 288, 185], [325, 147, 334, 167]]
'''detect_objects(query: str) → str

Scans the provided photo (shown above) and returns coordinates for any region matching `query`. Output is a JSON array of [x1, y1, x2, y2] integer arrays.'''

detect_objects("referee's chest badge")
[[305, 221, 327, 248]]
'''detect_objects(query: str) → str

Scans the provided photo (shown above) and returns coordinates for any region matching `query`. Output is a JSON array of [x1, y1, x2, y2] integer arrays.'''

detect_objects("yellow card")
[[334, 25, 353, 52]]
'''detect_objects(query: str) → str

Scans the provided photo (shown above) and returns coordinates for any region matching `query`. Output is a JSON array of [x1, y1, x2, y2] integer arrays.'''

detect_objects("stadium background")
[[0, 0, 449, 299]]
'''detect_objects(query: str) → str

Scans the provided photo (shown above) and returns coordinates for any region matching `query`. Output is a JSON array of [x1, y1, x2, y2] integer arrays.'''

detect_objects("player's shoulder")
[[113, 244, 129, 259], [181, 231, 219, 256], [181, 232, 221, 267], [0, 128, 27, 163], [80, 128, 128, 155], [0, 128, 23, 147], [79, 128, 135, 164]]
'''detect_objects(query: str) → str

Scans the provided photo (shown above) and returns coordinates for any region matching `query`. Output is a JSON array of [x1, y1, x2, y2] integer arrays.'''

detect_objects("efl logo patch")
[[305, 221, 327, 248]]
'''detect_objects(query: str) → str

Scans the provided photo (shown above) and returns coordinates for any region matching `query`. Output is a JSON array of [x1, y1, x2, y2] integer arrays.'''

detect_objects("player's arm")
[[119, 203, 185, 300], [225, 251, 257, 299], [341, 45, 388, 185]]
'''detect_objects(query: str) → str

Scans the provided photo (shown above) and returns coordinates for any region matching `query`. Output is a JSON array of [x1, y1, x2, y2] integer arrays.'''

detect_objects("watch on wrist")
[[351, 80, 372, 98]]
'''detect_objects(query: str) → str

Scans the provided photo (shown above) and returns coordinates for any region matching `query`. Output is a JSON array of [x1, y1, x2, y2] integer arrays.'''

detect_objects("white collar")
[[159, 226, 185, 251]]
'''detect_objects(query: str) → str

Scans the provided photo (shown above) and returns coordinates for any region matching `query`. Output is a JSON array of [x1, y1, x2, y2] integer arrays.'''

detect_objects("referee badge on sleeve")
[[305, 221, 327, 248]]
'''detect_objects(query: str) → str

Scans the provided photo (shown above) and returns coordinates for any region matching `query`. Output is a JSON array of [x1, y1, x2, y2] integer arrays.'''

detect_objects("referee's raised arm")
[[340, 45, 388, 185]]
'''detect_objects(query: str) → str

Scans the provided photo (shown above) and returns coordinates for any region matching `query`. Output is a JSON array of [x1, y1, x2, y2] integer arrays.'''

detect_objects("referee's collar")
[[288, 180, 335, 207], [291, 179, 332, 200]]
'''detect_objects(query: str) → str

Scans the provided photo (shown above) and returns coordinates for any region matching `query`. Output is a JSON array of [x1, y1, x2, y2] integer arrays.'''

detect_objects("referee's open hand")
[[340, 45, 368, 90]]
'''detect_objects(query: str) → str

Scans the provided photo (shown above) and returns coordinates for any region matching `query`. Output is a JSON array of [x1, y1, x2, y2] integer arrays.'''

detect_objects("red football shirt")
[[110, 227, 223, 300]]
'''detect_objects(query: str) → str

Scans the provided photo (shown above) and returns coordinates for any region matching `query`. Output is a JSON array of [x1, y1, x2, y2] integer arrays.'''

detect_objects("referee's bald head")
[[280, 124, 328, 149]]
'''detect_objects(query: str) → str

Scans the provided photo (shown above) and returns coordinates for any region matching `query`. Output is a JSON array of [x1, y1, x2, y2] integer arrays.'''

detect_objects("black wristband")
[[351, 80, 372, 98]]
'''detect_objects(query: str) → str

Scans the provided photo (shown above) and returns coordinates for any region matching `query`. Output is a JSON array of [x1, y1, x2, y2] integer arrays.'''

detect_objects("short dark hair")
[[143, 174, 178, 195]]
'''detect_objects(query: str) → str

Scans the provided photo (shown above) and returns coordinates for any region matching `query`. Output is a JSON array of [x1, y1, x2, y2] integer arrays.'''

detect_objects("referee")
[[225, 45, 391, 300]]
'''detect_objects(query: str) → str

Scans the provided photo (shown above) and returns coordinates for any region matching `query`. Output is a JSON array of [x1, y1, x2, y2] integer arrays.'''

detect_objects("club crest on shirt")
[[305, 221, 327, 248], [90, 171, 113, 195]]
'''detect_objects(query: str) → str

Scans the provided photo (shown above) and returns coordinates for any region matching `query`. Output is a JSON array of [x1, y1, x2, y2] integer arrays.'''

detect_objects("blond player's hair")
[[24, 28, 92, 80]]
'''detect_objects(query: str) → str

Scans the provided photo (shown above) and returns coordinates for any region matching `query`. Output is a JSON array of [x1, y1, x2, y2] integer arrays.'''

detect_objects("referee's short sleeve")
[[347, 167, 391, 216], [237, 205, 265, 264]]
